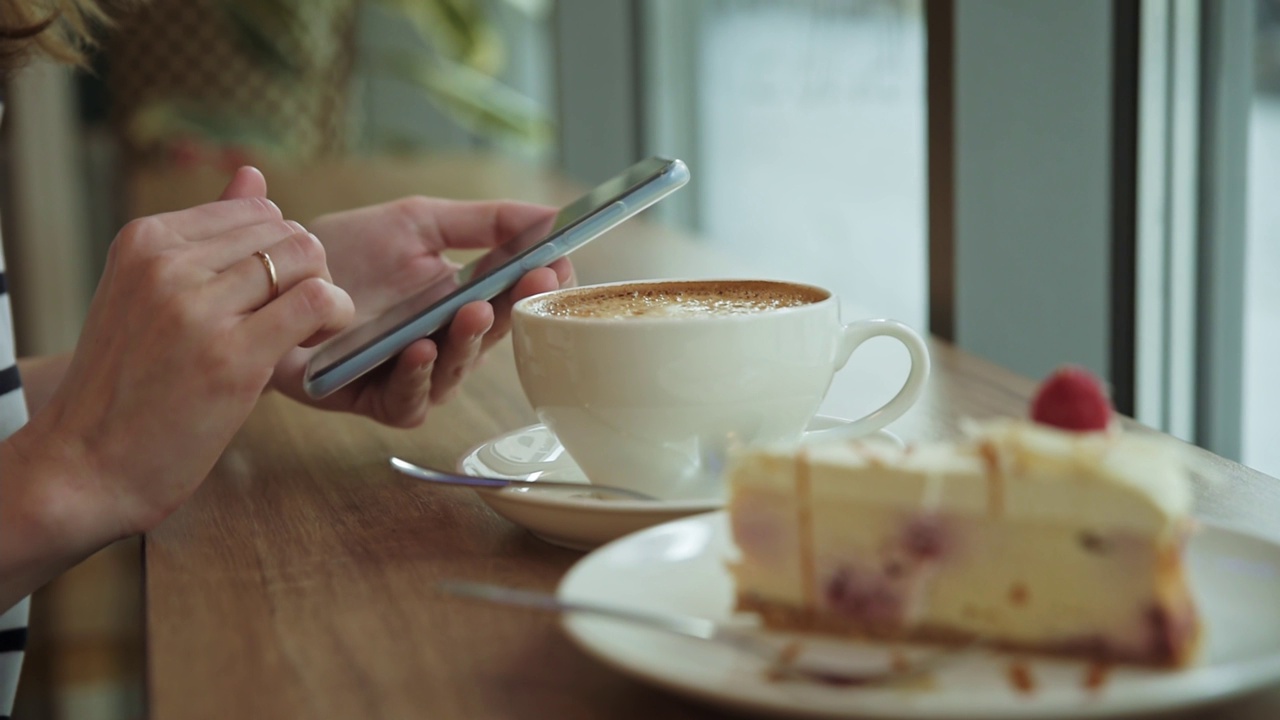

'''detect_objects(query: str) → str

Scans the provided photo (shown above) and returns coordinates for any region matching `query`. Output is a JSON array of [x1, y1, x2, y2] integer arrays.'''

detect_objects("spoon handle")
[[388, 457, 654, 500], [439, 580, 982, 687], [439, 581, 726, 643]]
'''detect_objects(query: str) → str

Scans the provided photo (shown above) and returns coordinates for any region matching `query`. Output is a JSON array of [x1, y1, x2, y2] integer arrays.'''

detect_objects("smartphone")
[[303, 157, 691, 399]]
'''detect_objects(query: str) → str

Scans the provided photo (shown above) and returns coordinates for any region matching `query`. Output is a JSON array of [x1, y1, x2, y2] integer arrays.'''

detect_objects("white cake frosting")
[[734, 419, 1191, 531]]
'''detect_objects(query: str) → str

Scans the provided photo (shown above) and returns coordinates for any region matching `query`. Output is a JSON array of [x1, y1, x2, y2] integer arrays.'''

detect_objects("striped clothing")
[[0, 94, 30, 712], [0, 161, 31, 716]]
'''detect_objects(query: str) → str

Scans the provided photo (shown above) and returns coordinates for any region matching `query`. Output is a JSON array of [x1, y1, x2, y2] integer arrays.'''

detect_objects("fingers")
[[481, 267, 562, 354], [242, 278, 355, 364], [430, 301, 494, 403], [153, 196, 283, 241], [394, 197, 558, 250], [212, 231, 334, 313], [425, 262, 567, 403], [547, 257, 576, 288], [375, 339, 438, 427], [218, 166, 269, 201], [191, 218, 309, 271]]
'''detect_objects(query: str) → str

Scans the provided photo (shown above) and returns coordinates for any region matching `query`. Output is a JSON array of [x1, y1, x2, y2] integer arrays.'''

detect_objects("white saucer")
[[458, 416, 902, 551], [559, 512, 1280, 719]]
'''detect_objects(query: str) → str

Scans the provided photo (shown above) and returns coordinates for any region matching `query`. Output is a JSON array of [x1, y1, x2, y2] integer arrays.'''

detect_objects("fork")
[[439, 580, 980, 686]]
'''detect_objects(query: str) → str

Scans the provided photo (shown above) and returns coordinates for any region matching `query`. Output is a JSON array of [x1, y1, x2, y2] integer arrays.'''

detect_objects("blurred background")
[[4, 0, 1280, 717], [2, 2, 925, 717]]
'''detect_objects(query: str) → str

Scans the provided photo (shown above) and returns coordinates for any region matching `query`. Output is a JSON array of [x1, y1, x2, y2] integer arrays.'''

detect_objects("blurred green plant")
[[133, 0, 551, 163], [229, 0, 551, 147]]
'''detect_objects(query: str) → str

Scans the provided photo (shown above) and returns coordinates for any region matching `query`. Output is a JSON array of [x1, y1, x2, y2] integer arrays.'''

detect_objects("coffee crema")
[[526, 280, 827, 319]]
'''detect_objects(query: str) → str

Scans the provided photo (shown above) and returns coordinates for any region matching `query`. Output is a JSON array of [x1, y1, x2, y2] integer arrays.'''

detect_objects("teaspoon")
[[389, 457, 659, 501]]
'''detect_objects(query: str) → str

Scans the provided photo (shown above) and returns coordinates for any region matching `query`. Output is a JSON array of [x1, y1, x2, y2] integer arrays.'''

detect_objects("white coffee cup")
[[510, 279, 930, 500]]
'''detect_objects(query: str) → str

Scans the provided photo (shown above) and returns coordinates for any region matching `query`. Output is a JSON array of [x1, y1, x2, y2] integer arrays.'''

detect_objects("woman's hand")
[[7, 169, 353, 548], [267, 196, 574, 427]]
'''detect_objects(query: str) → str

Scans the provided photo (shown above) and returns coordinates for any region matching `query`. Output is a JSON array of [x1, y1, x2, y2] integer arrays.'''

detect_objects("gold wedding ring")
[[254, 250, 279, 302]]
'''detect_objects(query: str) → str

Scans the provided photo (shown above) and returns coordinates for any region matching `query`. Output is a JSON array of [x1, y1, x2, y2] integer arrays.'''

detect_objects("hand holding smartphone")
[[303, 157, 690, 399]]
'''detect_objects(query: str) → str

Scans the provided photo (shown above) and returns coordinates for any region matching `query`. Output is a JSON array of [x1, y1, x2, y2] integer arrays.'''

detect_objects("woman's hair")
[[0, 1, 113, 73]]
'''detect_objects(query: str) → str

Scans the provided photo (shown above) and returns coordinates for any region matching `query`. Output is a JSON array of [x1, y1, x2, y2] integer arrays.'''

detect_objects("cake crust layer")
[[737, 591, 1201, 668]]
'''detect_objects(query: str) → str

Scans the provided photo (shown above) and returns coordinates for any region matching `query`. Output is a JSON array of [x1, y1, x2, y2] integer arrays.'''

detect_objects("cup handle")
[[805, 319, 930, 442]]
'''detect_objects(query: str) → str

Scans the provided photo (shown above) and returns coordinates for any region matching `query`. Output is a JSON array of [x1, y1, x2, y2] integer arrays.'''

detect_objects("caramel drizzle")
[[795, 447, 817, 611], [978, 440, 1004, 517], [1008, 660, 1036, 694], [1083, 661, 1111, 692]]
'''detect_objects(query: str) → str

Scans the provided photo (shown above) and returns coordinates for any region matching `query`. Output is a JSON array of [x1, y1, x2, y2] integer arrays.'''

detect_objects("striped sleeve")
[[0, 597, 28, 717], [0, 201, 32, 715], [0, 275, 23, 441]]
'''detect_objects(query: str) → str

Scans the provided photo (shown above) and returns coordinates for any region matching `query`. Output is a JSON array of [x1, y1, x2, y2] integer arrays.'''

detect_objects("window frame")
[[552, 0, 1251, 459]]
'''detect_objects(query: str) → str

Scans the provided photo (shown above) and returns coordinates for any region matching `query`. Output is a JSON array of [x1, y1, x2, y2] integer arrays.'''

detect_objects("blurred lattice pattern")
[[105, 0, 358, 166]]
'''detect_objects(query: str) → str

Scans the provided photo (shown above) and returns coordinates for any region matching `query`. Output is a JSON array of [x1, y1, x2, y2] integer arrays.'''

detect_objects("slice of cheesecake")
[[726, 371, 1201, 667]]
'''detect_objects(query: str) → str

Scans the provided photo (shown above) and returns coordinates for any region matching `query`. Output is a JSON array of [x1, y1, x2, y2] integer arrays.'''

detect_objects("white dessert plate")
[[459, 416, 901, 552], [558, 511, 1280, 719]]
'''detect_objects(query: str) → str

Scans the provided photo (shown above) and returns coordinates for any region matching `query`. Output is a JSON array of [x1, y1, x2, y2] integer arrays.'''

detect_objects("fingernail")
[[286, 220, 306, 234]]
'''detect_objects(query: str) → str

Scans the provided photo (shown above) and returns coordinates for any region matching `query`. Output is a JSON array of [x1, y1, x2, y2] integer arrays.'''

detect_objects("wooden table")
[[143, 340, 1280, 720], [138, 156, 1280, 719]]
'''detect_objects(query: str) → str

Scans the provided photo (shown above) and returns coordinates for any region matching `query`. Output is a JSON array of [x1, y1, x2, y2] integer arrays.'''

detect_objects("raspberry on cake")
[[725, 369, 1200, 667], [1030, 365, 1113, 432]]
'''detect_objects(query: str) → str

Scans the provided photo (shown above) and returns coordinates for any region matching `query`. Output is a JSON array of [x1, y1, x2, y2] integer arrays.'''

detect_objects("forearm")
[[0, 419, 106, 613], [17, 353, 71, 415]]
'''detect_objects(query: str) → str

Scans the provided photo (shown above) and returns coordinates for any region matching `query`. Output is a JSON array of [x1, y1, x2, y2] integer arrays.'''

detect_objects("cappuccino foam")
[[527, 281, 826, 319]]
